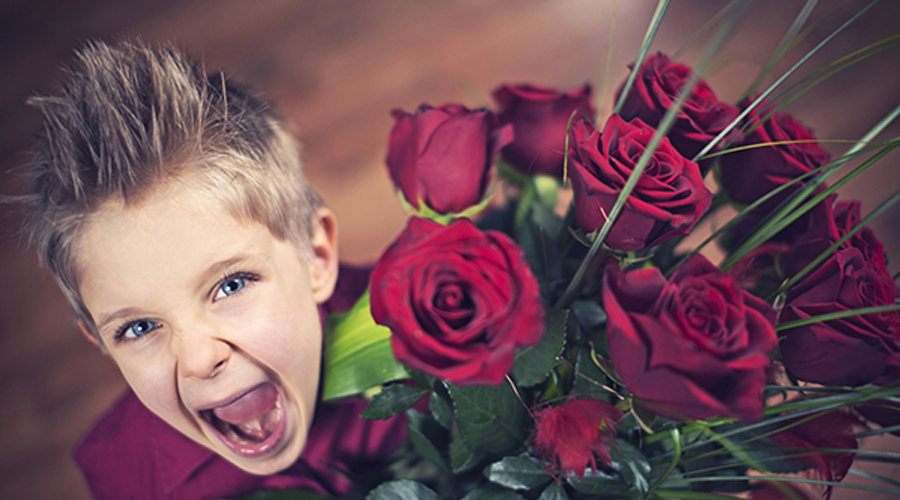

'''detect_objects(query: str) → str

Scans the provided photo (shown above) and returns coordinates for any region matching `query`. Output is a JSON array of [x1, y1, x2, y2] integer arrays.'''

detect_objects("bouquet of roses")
[[312, 2, 900, 499]]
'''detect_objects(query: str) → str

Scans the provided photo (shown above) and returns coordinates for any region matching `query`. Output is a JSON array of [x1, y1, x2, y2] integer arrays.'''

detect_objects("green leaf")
[[361, 384, 429, 420], [242, 489, 326, 500], [450, 425, 485, 473], [322, 291, 408, 400], [573, 343, 610, 399], [484, 455, 553, 490], [512, 309, 567, 387], [407, 411, 447, 470], [537, 481, 570, 500], [651, 490, 742, 499], [566, 468, 627, 495], [609, 439, 651, 494], [365, 479, 441, 500], [570, 299, 607, 331], [461, 489, 528, 500], [448, 382, 528, 454], [430, 391, 453, 429], [613, 0, 670, 114]]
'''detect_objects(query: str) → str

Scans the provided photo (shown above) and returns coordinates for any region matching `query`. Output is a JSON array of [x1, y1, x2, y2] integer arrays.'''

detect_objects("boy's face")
[[76, 177, 338, 475]]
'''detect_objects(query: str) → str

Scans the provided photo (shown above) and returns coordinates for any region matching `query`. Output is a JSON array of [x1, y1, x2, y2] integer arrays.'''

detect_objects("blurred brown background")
[[1, 0, 898, 498]]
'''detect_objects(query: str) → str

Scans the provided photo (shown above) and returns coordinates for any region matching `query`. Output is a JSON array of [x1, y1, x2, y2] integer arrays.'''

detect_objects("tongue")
[[213, 383, 277, 426]]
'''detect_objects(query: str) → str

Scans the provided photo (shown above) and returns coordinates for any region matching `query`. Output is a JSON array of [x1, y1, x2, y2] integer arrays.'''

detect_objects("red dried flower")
[[533, 399, 623, 478]]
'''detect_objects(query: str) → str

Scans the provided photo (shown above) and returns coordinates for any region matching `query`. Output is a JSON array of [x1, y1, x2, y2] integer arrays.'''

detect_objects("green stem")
[[613, 0, 670, 115]]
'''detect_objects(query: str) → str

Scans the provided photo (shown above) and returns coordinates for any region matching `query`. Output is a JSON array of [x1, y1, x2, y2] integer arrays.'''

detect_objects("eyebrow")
[[96, 307, 146, 334], [94, 252, 268, 333]]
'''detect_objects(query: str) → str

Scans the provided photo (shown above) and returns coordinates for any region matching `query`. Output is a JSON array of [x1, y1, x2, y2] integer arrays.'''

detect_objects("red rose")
[[718, 101, 830, 210], [568, 114, 713, 250], [603, 255, 777, 421], [533, 398, 623, 478], [857, 398, 900, 437], [616, 52, 738, 160], [833, 200, 889, 273], [780, 246, 900, 387], [370, 217, 545, 385], [492, 83, 594, 177], [386, 104, 513, 214], [753, 410, 859, 500]]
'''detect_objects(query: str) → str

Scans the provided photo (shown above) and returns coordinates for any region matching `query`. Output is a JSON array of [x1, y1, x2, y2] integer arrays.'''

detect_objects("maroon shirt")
[[74, 265, 407, 499]]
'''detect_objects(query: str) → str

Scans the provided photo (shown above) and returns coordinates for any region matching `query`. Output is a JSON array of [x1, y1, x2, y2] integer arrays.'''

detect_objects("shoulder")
[[294, 397, 409, 495], [74, 390, 183, 499]]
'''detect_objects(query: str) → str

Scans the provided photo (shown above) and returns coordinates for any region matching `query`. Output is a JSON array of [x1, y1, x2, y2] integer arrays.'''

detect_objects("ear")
[[77, 321, 107, 354], [308, 207, 340, 304]]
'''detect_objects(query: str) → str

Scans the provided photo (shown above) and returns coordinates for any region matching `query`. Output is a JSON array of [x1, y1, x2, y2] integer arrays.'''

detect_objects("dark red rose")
[[780, 245, 900, 387], [386, 104, 513, 214], [753, 410, 859, 500], [833, 200, 889, 273], [782, 198, 886, 278], [616, 52, 738, 160], [568, 114, 713, 250], [533, 398, 623, 478], [728, 242, 789, 297], [370, 217, 545, 386], [493, 83, 594, 177], [857, 398, 900, 437], [718, 101, 831, 211], [603, 254, 777, 421]]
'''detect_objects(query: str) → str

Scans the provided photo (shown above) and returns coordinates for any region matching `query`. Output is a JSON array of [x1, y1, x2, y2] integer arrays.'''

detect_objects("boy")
[[22, 40, 404, 498]]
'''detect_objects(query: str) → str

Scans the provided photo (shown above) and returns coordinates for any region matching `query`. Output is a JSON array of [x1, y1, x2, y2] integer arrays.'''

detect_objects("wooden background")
[[1, 1, 898, 498]]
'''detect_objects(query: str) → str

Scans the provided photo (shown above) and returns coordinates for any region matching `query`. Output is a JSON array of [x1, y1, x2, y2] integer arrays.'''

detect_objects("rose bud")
[[568, 114, 713, 251], [603, 255, 778, 421], [369, 217, 545, 386], [386, 103, 512, 214], [533, 398, 623, 478], [718, 100, 831, 211], [615, 52, 738, 160], [492, 83, 594, 177]]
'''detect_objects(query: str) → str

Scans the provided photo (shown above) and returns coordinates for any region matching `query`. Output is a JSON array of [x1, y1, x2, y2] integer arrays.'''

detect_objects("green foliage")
[[407, 411, 448, 470], [537, 481, 570, 500], [365, 479, 441, 500], [447, 382, 528, 454], [361, 384, 430, 420], [461, 488, 528, 500], [483, 455, 553, 490], [322, 291, 408, 401], [511, 308, 568, 387]]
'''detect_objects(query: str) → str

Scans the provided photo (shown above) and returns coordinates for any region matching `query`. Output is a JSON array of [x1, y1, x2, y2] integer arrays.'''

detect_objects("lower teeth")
[[214, 396, 282, 444]]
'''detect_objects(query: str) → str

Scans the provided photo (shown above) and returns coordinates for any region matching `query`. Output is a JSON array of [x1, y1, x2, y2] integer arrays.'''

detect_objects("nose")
[[174, 321, 231, 380]]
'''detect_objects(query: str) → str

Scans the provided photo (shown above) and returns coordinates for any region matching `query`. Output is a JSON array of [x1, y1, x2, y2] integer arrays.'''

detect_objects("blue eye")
[[214, 275, 248, 300], [117, 320, 161, 341]]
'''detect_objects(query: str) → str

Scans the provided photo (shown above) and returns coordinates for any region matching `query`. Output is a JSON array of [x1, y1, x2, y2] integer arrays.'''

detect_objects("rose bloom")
[[568, 114, 713, 251], [386, 103, 512, 214], [779, 198, 900, 387], [492, 83, 594, 177], [616, 52, 738, 160], [780, 247, 900, 387], [370, 217, 545, 386], [603, 254, 778, 421], [718, 100, 831, 211], [857, 398, 900, 437], [752, 410, 859, 500], [533, 398, 623, 478]]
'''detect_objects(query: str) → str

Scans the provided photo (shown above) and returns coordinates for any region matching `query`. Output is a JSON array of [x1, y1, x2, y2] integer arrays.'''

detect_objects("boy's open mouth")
[[200, 382, 287, 458]]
